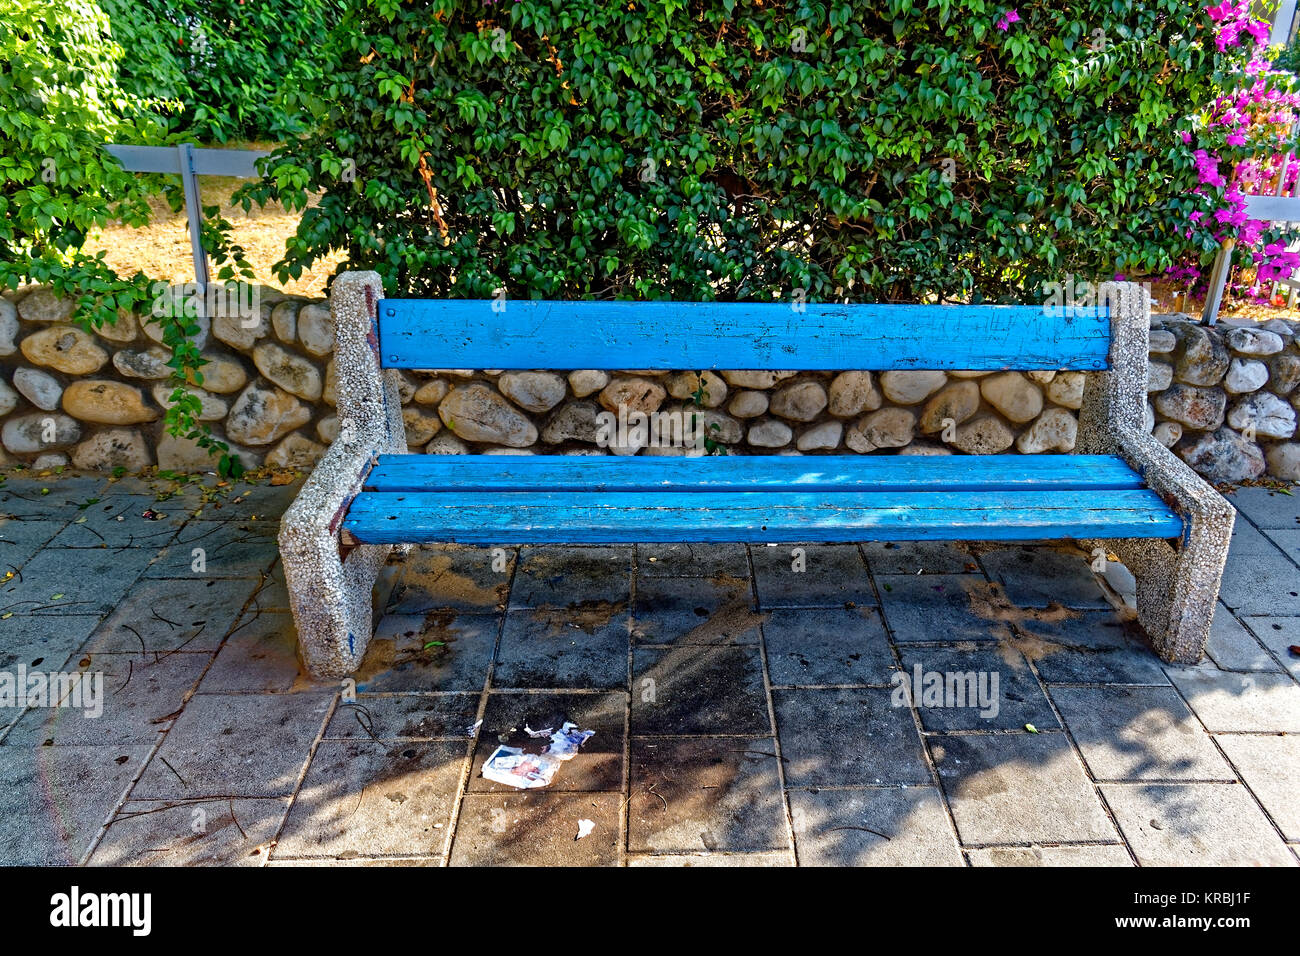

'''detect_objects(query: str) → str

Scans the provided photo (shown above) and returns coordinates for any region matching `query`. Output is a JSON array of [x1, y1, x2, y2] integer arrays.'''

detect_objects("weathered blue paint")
[[376, 300, 1111, 371], [341, 489, 1183, 545], [365, 453, 1147, 493]]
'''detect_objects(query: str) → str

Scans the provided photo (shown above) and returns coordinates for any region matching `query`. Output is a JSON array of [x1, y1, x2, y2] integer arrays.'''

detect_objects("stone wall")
[[1, 283, 1298, 481]]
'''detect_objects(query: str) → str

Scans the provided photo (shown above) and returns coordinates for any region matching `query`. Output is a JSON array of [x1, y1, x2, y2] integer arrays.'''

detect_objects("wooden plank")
[[376, 300, 1111, 371], [105, 144, 269, 177], [341, 489, 1183, 544], [365, 453, 1147, 493]]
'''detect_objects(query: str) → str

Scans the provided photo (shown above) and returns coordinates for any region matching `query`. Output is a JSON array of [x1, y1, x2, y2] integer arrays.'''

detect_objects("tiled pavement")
[[0, 472, 1297, 866]]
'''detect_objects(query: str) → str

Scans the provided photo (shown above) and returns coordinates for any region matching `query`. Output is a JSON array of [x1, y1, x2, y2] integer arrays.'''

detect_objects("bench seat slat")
[[341, 489, 1182, 545], [377, 300, 1111, 371], [364, 453, 1147, 493]]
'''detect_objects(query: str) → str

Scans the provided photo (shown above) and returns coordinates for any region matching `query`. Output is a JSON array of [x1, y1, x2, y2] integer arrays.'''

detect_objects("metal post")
[[1201, 238, 1235, 326], [178, 143, 210, 310]]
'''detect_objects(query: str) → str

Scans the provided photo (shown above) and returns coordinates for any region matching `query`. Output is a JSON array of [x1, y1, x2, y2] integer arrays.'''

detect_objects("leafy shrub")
[[248, 0, 1248, 302]]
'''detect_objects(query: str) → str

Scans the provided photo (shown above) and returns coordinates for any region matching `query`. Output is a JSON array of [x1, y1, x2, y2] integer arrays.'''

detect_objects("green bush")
[[247, 0, 1243, 302], [104, 0, 345, 143]]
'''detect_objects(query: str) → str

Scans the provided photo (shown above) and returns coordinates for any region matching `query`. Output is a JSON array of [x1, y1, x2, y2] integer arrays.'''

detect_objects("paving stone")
[[450, 792, 621, 866], [0, 745, 149, 864], [469, 691, 626, 792], [133, 692, 331, 798], [0, 614, 101, 671], [0, 518, 69, 568], [494, 606, 629, 689], [388, 545, 514, 613], [247, 563, 289, 613], [862, 540, 979, 575], [1166, 665, 1300, 732], [0, 546, 154, 617], [627, 851, 792, 866], [788, 787, 962, 866], [83, 577, 259, 653], [763, 607, 895, 687], [1208, 604, 1282, 672], [1014, 610, 1170, 685], [1051, 686, 1233, 781], [509, 546, 632, 609], [637, 543, 749, 578], [1241, 617, 1300, 680], [775, 687, 929, 786], [630, 576, 760, 645], [1226, 486, 1300, 529], [90, 798, 288, 866], [325, 694, 480, 740], [931, 733, 1117, 844], [978, 545, 1109, 609], [1261, 528, 1300, 564], [750, 543, 875, 608], [966, 845, 1132, 866], [0, 477, 106, 517], [897, 643, 1056, 731], [199, 611, 313, 694], [186, 477, 304, 521], [6, 651, 209, 746], [876, 574, 1006, 643], [355, 612, 498, 693], [628, 737, 788, 853], [145, 520, 278, 579], [276, 739, 465, 859], [1217, 528, 1300, 615], [1101, 782, 1295, 866], [46, 494, 185, 549], [1215, 734, 1300, 841], [631, 645, 768, 736]]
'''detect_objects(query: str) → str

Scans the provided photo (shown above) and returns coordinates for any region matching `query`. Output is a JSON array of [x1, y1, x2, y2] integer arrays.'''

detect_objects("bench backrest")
[[375, 300, 1110, 371]]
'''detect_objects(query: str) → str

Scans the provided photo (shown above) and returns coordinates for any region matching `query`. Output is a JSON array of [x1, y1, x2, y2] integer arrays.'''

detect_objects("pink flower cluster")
[[995, 9, 1020, 32]]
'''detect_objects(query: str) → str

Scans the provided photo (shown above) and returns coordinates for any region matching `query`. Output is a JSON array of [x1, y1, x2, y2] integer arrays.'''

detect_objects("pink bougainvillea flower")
[[995, 9, 1020, 31]]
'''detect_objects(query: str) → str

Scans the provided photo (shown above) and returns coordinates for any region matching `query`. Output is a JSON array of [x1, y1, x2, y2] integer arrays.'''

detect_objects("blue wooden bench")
[[279, 273, 1234, 679]]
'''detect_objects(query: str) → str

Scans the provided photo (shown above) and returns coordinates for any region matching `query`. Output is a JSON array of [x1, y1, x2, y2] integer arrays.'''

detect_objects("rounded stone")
[[720, 370, 798, 389], [1046, 372, 1085, 410], [252, 342, 323, 401], [918, 381, 980, 434], [1225, 327, 1284, 356], [1027, 370, 1056, 384], [828, 371, 881, 417], [728, 390, 769, 419], [225, 383, 312, 446], [541, 401, 600, 445], [402, 407, 442, 446], [747, 419, 793, 448], [1153, 421, 1183, 448], [438, 384, 538, 447], [1265, 443, 1300, 480], [62, 381, 159, 425], [142, 311, 208, 350], [568, 369, 609, 398], [189, 355, 248, 395], [1223, 357, 1268, 394], [951, 416, 1015, 455], [265, 434, 326, 469], [12, 368, 61, 411], [1015, 407, 1078, 453], [1227, 393, 1296, 439], [413, 379, 449, 405], [151, 384, 228, 422], [898, 440, 953, 456], [0, 299, 19, 356], [599, 377, 667, 416], [32, 453, 68, 469], [0, 378, 18, 416], [1172, 324, 1230, 386], [322, 359, 338, 406], [769, 381, 828, 422], [1147, 361, 1174, 392], [666, 371, 727, 408], [270, 300, 299, 342], [212, 307, 269, 352], [112, 346, 173, 380], [499, 371, 568, 412], [97, 309, 139, 344], [1268, 354, 1300, 396], [980, 372, 1043, 423], [16, 287, 75, 323], [317, 416, 340, 444], [796, 420, 843, 451], [879, 370, 947, 405], [157, 433, 262, 472], [1153, 384, 1226, 431], [426, 433, 470, 455], [682, 407, 742, 444], [845, 408, 916, 453], [1149, 329, 1177, 354], [1176, 428, 1265, 483], [297, 303, 335, 357], [71, 429, 151, 471], [1, 412, 81, 453], [20, 325, 109, 374]]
